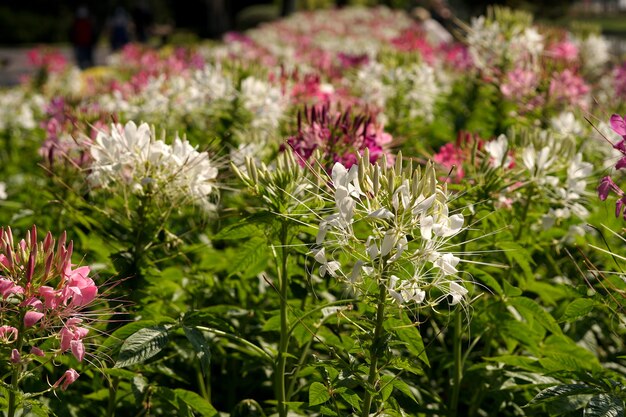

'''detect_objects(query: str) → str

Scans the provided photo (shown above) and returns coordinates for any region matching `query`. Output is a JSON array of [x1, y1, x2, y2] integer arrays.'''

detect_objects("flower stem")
[[8, 314, 25, 417], [276, 222, 290, 417], [361, 283, 387, 417], [515, 184, 534, 241], [448, 311, 463, 417]]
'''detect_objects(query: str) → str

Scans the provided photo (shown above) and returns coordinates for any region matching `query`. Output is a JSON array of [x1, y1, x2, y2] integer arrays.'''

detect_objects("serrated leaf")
[[584, 394, 624, 417], [339, 389, 361, 411], [132, 375, 149, 404], [393, 379, 418, 403], [228, 236, 269, 278], [386, 314, 429, 366], [560, 299, 597, 322], [184, 326, 211, 376], [496, 241, 534, 281], [509, 297, 562, 335], [99, 320, 159, 353], [309, 382, 331, 406], [22, 399, 51, 416], [213, 221, 264, 241], [532, 384, 599, 403], [381, 375, 394, 402], [115, 325, 170, 368], [174, 389, 218, 417]]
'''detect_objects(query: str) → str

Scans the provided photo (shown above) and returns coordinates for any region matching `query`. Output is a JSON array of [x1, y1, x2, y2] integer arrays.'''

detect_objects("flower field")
[[1, 5, 626, 416]]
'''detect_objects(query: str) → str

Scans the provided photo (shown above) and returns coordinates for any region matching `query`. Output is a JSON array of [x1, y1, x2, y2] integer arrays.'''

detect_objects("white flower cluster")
[[575, 34, 610, 76], [483, 130, 592, 227], [98, 65, 235, 129], [239, 76, 287, 134], [467, 12, 543, 73], [89, 121, 218, 210], [0, 90, 44, 131], [314, 153, 468, 307], [356, 61, 443, 123]]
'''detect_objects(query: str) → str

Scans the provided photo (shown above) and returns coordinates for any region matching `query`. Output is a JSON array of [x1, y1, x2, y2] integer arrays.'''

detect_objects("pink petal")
[[610, 114, 626, 136], [24, 311, 44, 327], [70, 340, 85, 362]]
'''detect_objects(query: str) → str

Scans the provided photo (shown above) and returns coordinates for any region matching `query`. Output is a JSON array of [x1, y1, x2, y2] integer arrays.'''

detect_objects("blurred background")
[[1, 0, 625, 84]]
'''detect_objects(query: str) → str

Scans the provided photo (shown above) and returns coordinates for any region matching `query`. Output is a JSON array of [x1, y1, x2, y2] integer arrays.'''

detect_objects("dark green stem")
[[106, 376, 120, 417], [361, 283, 387, 417], [276, 222, 290, 417]]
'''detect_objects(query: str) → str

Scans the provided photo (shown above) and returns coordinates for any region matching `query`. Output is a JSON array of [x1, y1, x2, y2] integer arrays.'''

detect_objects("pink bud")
[[30, 226, 37, 251], [25, 250, 36, 286], [43, 231, 53, 253], [11, 349, 20, 363], [24, 311, 44, 327], [31, 346, 45, 357], [53, 369, 79, 391]]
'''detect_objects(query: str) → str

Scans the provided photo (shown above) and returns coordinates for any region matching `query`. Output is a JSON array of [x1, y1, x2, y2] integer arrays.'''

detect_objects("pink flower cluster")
[[501, 68, 539, 100], [598, 114, 626, 219], [0, 226, 99, 391], [26, 48, 68, 75], [285, 103, 393, 170], [39, 97, 101, 168], [549, 69, 590, 110]]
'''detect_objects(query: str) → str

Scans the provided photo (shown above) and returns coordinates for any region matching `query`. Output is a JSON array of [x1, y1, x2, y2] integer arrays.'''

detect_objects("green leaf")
[[393, 379, 418, 403], [471, 268, 503, 296], [228, 236, 269, 278], [380, 375, 394, 402], [115, 325, 170, 368], [560, 299, 598, 322], [584, 394, 624, 417], [309, 382, 331, 406], [174, 389, 218, 417], [339, 389, 361, 411], [184, 326, 212, 376], [532, 384, 600, 403], [213, 221, 264, 241], [386, 314, 429, 366], [496, 241, 534, 281], [22, 399, 51, 417], [132, 375, 149, 404], [99, 320, 159, 353], [509, 297, 562, 335]]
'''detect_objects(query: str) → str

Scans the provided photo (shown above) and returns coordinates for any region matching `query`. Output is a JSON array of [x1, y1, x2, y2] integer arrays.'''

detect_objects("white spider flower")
[[89, 121, 218, 211], [313, 150, 471, 309]]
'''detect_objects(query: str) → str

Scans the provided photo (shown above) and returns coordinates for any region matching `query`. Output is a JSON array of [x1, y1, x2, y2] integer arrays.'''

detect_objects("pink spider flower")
[[284, 103, 393, 171], [53, 369, 80, 391], [0, 226, 101, 391], [547, 40, 579, 62], [549, 69, 590, 109]]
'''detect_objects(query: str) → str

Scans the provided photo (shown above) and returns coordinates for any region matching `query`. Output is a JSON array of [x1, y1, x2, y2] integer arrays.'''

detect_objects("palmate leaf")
[[115, 325, 170, 368], [228, 236, 269, 278], [560, 299, 598, 323], [584, 394, 624, 417]]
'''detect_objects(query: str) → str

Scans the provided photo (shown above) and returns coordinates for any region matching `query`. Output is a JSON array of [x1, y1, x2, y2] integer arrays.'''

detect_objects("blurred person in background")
[[70, 6, 97, 69], [108, 6, 131, 51]]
